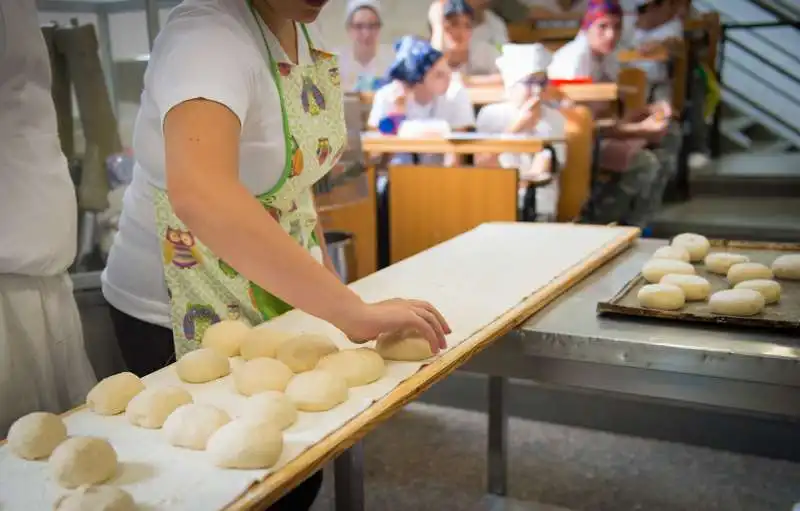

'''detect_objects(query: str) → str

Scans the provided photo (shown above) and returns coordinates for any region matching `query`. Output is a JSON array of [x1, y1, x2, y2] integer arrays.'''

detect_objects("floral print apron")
[[153, 13, 346, 358]]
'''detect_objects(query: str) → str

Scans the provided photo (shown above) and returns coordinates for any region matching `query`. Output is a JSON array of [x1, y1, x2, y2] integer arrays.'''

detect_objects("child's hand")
[[513, 96, 543, 132]]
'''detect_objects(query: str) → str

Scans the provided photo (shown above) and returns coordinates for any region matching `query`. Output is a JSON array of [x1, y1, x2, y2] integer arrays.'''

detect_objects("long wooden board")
[[597, 240, 800, 331]]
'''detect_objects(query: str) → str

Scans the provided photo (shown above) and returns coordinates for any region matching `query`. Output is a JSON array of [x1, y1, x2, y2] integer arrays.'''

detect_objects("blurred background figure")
[[337, 0, 395, 92]]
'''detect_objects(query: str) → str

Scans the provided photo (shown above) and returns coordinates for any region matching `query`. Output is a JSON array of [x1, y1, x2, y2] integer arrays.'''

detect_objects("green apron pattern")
[[153, 11, 346, 358]]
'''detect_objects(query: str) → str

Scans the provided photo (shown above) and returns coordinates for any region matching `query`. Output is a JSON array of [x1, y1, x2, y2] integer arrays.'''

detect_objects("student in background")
[[368, 36, 476, 166], [468, 0, 511, 49], [525, 0, 590, 27], [548, 0, 670, 228], [430, 0, 502, 82], [476, 44, 566, 221], [337, 0, 395, 92]]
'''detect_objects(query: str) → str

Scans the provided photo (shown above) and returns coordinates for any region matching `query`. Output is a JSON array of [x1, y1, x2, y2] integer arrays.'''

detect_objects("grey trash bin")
[[324, 231, 356, 284]]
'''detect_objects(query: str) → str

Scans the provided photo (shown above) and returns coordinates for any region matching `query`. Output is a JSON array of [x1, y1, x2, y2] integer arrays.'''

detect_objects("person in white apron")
[[548, 0, 677, 228], [336, 0, 395, 92], [476, 44, 567, 221], [102, 1, 450, 506], [0, 0, 98, 436]]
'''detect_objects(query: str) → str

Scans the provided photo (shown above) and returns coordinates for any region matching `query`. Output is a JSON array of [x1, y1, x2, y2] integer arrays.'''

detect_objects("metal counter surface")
[[514, 239, 800, 388]]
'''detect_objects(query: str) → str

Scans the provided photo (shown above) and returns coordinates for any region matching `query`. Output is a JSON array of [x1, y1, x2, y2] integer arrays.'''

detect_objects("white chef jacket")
[[0, 0, 78, 276]]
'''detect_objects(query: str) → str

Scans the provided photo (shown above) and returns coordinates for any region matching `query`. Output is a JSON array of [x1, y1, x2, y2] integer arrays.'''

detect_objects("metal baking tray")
[[597, 240, 800, 330]]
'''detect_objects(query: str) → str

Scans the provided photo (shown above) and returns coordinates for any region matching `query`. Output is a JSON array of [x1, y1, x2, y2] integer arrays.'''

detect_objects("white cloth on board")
[[101, 0, 326, 328], [0, 0, 78, 277], [0, 273, 97, 437]]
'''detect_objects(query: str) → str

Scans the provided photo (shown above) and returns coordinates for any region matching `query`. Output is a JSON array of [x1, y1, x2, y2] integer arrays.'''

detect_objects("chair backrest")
[[558, 105, 595, 222]]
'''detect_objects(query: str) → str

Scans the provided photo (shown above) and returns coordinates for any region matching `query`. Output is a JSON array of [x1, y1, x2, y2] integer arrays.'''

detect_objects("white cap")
[[346, 0, 382, 22], [495, 44, 552, 90]]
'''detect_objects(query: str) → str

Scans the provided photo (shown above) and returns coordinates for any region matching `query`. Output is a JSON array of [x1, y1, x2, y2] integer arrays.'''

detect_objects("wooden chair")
[[558, 105, 595, 222]]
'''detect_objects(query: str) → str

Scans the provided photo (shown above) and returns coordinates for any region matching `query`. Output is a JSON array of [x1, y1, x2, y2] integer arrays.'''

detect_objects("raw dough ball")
[[637, 284, 686, 310], [176, 348, 231, 383], [727, 262, 774, 286], [709, 289, 765, 316], [202, 320, 251, 357], [671, 233, 710, 262], [276, 334, 339, 373], [86, 372, 145, 416], [163, 403, 231, 450], [54, 485, 135, 511], [641, 259, 695, 284], [375, 330, 434, 361], [772, 254, 800, 280], [240, 391, 298, 430], [285, 370, 348, 412], [7, 412, 67, 460], [207, 419, 283, 469], [735, 279, 781, 305], [126, 386, 193, 429], [49, 437, 118, 489], [316, 348, 386, 387], [704, 252, 750, 275], [240, 328, 295, 360], [652, 245, 691, 262], [233, 357, 294, 395], [659, 274, 711, 301]]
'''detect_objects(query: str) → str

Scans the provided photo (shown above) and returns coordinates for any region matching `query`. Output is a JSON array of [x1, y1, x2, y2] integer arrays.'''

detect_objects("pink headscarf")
[[581, 0, 623, 30]]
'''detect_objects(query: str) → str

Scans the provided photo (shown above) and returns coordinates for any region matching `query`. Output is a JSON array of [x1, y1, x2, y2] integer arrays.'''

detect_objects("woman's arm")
[[165, 99, 366, 326]]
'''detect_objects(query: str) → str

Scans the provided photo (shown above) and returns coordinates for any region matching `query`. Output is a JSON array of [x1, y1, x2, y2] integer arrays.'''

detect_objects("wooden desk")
[[361, 132, 553, 155], [617, 47, 670, 63]]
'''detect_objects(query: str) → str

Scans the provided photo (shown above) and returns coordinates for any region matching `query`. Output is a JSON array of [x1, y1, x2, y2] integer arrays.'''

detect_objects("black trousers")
[[109, 307, 323, 511]]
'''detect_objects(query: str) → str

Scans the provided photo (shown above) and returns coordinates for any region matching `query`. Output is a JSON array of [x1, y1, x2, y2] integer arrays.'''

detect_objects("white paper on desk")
[[0, 223, 633, 511]]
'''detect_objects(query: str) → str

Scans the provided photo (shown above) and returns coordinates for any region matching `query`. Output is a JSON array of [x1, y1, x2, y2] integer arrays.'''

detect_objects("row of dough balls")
[[6, 412, 135, 510], [639, 233, 797, 316]]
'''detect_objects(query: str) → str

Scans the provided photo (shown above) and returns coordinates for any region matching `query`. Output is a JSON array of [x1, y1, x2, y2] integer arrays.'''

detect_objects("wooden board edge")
[[224, 227, 640, 510], [708, 239, 800, 252]]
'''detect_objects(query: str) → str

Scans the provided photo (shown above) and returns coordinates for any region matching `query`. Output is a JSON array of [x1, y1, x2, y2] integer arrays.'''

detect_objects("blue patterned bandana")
[[388, 36, 444, 85]]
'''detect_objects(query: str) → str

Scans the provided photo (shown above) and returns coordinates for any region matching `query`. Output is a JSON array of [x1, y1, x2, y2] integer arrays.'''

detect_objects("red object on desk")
[[550, 78, 593, 86]]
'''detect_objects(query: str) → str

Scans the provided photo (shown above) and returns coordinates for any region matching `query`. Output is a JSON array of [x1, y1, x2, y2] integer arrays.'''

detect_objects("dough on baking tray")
[[285, 370, 349, 412], [276, 334, 339, 373], [375, 330, 434, 361], [202, 320, 251, 357], [734, 279, 781, 305], [316, 348, 386, 387], [126, 386, 193, 429], [7, 412, 67, 460], [771, 254, 800, 280], [670, 233, 710, 262], [704, 252, 749, 275], [641, 259, 695, 284], [652, 245, 691, 262], [726, 262, 773, 286], [240, 328, 295, 360], [176, 348, 231, 383], [207, 419, 283, 469], [637, 284, 686, 310], [240, 391, 298, 430], [233, 357, 294, 395], [709, 289, 765, 317], [659, 274, 711, 301], [163, 403, 231, 450], [54, 485, 135, 511], [86, 372, 145, 416], [50, 437, 118, 489]]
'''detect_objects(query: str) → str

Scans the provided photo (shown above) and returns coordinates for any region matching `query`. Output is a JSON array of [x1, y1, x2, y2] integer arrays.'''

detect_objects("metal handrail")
[[710, 19, 800, 156]]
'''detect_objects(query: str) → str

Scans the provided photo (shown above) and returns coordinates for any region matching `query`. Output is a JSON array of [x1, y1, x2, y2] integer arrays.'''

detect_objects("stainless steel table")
[[463, 238, 800, 498]]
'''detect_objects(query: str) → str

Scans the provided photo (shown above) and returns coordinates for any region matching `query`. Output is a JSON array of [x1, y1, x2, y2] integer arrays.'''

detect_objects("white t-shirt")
[[102, 0, 326, 327], [336, 43, 395, 92], [0, 0, 78, 276], [628, 17, 683, 97], [472, 10, 509, 49], [367, 79, 475, 164], [548, 32, 620, 82], [466, 40, 502, 76], [476, 102, 565, 217]]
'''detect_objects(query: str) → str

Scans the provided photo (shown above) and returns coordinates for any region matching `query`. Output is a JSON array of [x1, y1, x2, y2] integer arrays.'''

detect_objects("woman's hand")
[[337, 298, 451, 354], [637, 114, 669, 143]]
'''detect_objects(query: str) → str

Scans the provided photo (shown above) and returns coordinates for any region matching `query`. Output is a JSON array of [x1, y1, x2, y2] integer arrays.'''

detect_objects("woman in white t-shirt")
[[102, 2, 450, 504], [476, 44, 566, 221], [469, 0, 510, 49], [336, 0, 395, 91]]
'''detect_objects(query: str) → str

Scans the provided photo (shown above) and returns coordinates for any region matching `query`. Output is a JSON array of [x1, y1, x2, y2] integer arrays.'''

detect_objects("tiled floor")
[[310, 403, 800, 511]]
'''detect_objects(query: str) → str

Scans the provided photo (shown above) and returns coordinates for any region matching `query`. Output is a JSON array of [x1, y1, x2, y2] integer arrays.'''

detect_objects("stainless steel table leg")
[[334, 442, 365, 511], [487, 375, 508, 497]]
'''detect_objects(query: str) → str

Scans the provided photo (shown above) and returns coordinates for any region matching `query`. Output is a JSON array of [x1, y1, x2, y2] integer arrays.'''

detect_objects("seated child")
[[476, 43, 566, 221], [337, 0, 395, 92], [368, 35, 476, 166]]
